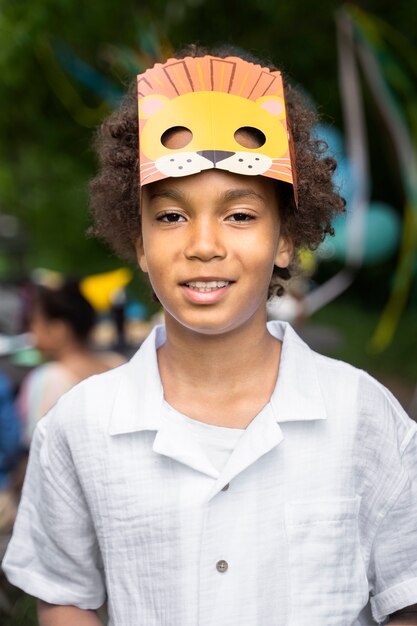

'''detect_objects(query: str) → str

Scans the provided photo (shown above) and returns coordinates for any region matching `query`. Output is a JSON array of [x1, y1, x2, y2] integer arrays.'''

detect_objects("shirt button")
[[222, 483, 230, 491], [216, 559, 228, 573]]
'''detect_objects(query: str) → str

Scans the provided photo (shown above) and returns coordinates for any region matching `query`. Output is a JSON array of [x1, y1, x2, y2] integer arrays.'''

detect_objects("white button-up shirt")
[[3, 321, 417, 625]]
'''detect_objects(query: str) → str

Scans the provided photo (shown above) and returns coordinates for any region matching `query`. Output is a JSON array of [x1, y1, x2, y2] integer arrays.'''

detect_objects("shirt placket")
[[198, 408, 284, 625]]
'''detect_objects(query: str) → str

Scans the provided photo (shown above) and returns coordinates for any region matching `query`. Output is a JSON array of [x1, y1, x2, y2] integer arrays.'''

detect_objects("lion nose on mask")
[[197, 150, 234, 164]]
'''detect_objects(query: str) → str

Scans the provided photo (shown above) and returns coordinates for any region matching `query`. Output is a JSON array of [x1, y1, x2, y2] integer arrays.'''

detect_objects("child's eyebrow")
[[148, 189, 185, 202], [221, 189, 266, 203]]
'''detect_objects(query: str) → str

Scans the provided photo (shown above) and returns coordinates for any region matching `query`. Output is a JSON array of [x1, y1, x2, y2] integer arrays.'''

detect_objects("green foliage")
[[0, 0, 143, 276], [0, 582, 37, 626], [312, 293, 417, 384]]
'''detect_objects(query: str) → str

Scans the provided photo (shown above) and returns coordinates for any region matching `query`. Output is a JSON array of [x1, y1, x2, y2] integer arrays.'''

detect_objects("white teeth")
[[185, 280, 229, 292]]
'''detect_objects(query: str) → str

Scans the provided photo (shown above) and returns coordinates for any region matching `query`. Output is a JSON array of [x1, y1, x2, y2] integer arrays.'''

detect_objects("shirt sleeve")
[[17, 364, 77, 447], [369, 424, 417, 623], [1, 410, 106, 609]]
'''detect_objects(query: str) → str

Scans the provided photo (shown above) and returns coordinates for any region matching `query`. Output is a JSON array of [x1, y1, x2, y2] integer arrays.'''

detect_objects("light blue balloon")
[[125, 300, 147, 320], [318, 202, 401, 265], [312, 124, 345, 161], [312, 124, 354, 208], [333, 156, 353, 209]]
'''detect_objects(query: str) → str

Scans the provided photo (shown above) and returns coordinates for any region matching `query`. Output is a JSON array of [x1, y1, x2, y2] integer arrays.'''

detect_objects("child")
[[17, 280, 125, 447], [3, 46, 417, 626]]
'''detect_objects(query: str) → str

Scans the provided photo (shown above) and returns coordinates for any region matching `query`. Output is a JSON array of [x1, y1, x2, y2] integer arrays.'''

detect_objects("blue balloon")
[[125, 300, 147, 320], [312, 124, 354, 208], [333, 156, 354, 209], [318, 202, 401, 265], [312, 124, 346, 161]]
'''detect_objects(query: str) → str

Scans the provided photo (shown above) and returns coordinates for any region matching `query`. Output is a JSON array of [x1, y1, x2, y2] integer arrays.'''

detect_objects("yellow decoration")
[[368, 202, 417, 353], [80, 268, 133, 312], [298, 249, 317, 275]]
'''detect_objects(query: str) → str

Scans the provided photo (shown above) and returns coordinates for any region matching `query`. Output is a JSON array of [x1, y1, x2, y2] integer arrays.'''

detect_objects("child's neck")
[[157, 316, 282, 428]]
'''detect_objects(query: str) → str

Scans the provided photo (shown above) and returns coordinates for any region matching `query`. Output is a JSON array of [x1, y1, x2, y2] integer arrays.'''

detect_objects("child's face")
[[30, 305, 67, 356], [137, 169, 292, 337]]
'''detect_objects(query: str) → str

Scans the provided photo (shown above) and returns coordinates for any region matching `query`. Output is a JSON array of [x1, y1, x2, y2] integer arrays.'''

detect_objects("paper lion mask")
[[137, 55, 297, 201]]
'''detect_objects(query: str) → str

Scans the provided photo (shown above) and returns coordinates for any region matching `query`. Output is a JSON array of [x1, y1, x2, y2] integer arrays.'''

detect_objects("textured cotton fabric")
[[3, 321, 417, 626], [166, 403, 245, 473]]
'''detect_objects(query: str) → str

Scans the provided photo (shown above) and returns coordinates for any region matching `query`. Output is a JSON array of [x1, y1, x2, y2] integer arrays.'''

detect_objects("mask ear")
[[256, 96, 285, 118], [274, 235, 293, 269], [135, 238, 148, 274], [138, 95, 170, 119]]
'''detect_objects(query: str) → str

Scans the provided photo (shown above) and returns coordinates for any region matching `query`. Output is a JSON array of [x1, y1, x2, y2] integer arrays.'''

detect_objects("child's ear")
[[135, 238, 148, 274], [274, 235, 293, 269]]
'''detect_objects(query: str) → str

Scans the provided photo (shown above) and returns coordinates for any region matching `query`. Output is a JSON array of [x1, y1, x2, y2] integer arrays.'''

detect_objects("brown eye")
[[234, 127, 266, 149], [161, 126, 193, 149]]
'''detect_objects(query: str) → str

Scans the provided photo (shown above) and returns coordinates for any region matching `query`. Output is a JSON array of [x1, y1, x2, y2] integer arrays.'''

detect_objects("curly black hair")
[[89, 44, 345, 297]]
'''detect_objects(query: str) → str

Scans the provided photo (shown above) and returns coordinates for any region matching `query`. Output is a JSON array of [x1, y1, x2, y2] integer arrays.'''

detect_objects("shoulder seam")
[[358, 369, 413, 434], [400, 422, 417, 455]]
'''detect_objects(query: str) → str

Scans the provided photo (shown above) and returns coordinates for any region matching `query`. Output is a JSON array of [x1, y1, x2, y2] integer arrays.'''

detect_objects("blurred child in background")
[[17, 280, 124, 447]]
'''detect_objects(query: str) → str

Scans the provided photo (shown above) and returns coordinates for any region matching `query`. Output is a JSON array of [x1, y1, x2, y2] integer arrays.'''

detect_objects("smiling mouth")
[[183, 280, 231, 293]]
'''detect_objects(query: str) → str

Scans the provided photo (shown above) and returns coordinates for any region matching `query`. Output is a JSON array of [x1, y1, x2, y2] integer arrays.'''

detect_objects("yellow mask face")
[[137, 55, 297, 201]]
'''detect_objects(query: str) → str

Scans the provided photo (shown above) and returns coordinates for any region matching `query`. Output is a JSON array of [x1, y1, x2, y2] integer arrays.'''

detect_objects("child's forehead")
[[144, 169, 278, 204]]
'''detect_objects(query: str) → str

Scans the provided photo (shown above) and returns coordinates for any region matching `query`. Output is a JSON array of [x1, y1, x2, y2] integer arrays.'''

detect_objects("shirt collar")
[[108, 324, 166, 435], [108, 320, 327, 436], [267, 321, 328, 423]]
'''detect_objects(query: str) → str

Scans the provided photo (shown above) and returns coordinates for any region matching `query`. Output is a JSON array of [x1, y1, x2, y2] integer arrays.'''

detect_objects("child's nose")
[[197, 150, 234, 164], [184, 219, 227, 262]]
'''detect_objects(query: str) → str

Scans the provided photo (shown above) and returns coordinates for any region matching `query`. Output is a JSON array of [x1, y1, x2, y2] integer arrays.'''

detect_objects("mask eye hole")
[[161, 126, 193, 149], [234, 127, 266, 149]]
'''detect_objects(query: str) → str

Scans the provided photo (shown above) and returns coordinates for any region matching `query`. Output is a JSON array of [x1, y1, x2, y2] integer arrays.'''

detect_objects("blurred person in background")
[[17, 280, 125, 447], [0, 372, 20, 534]]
